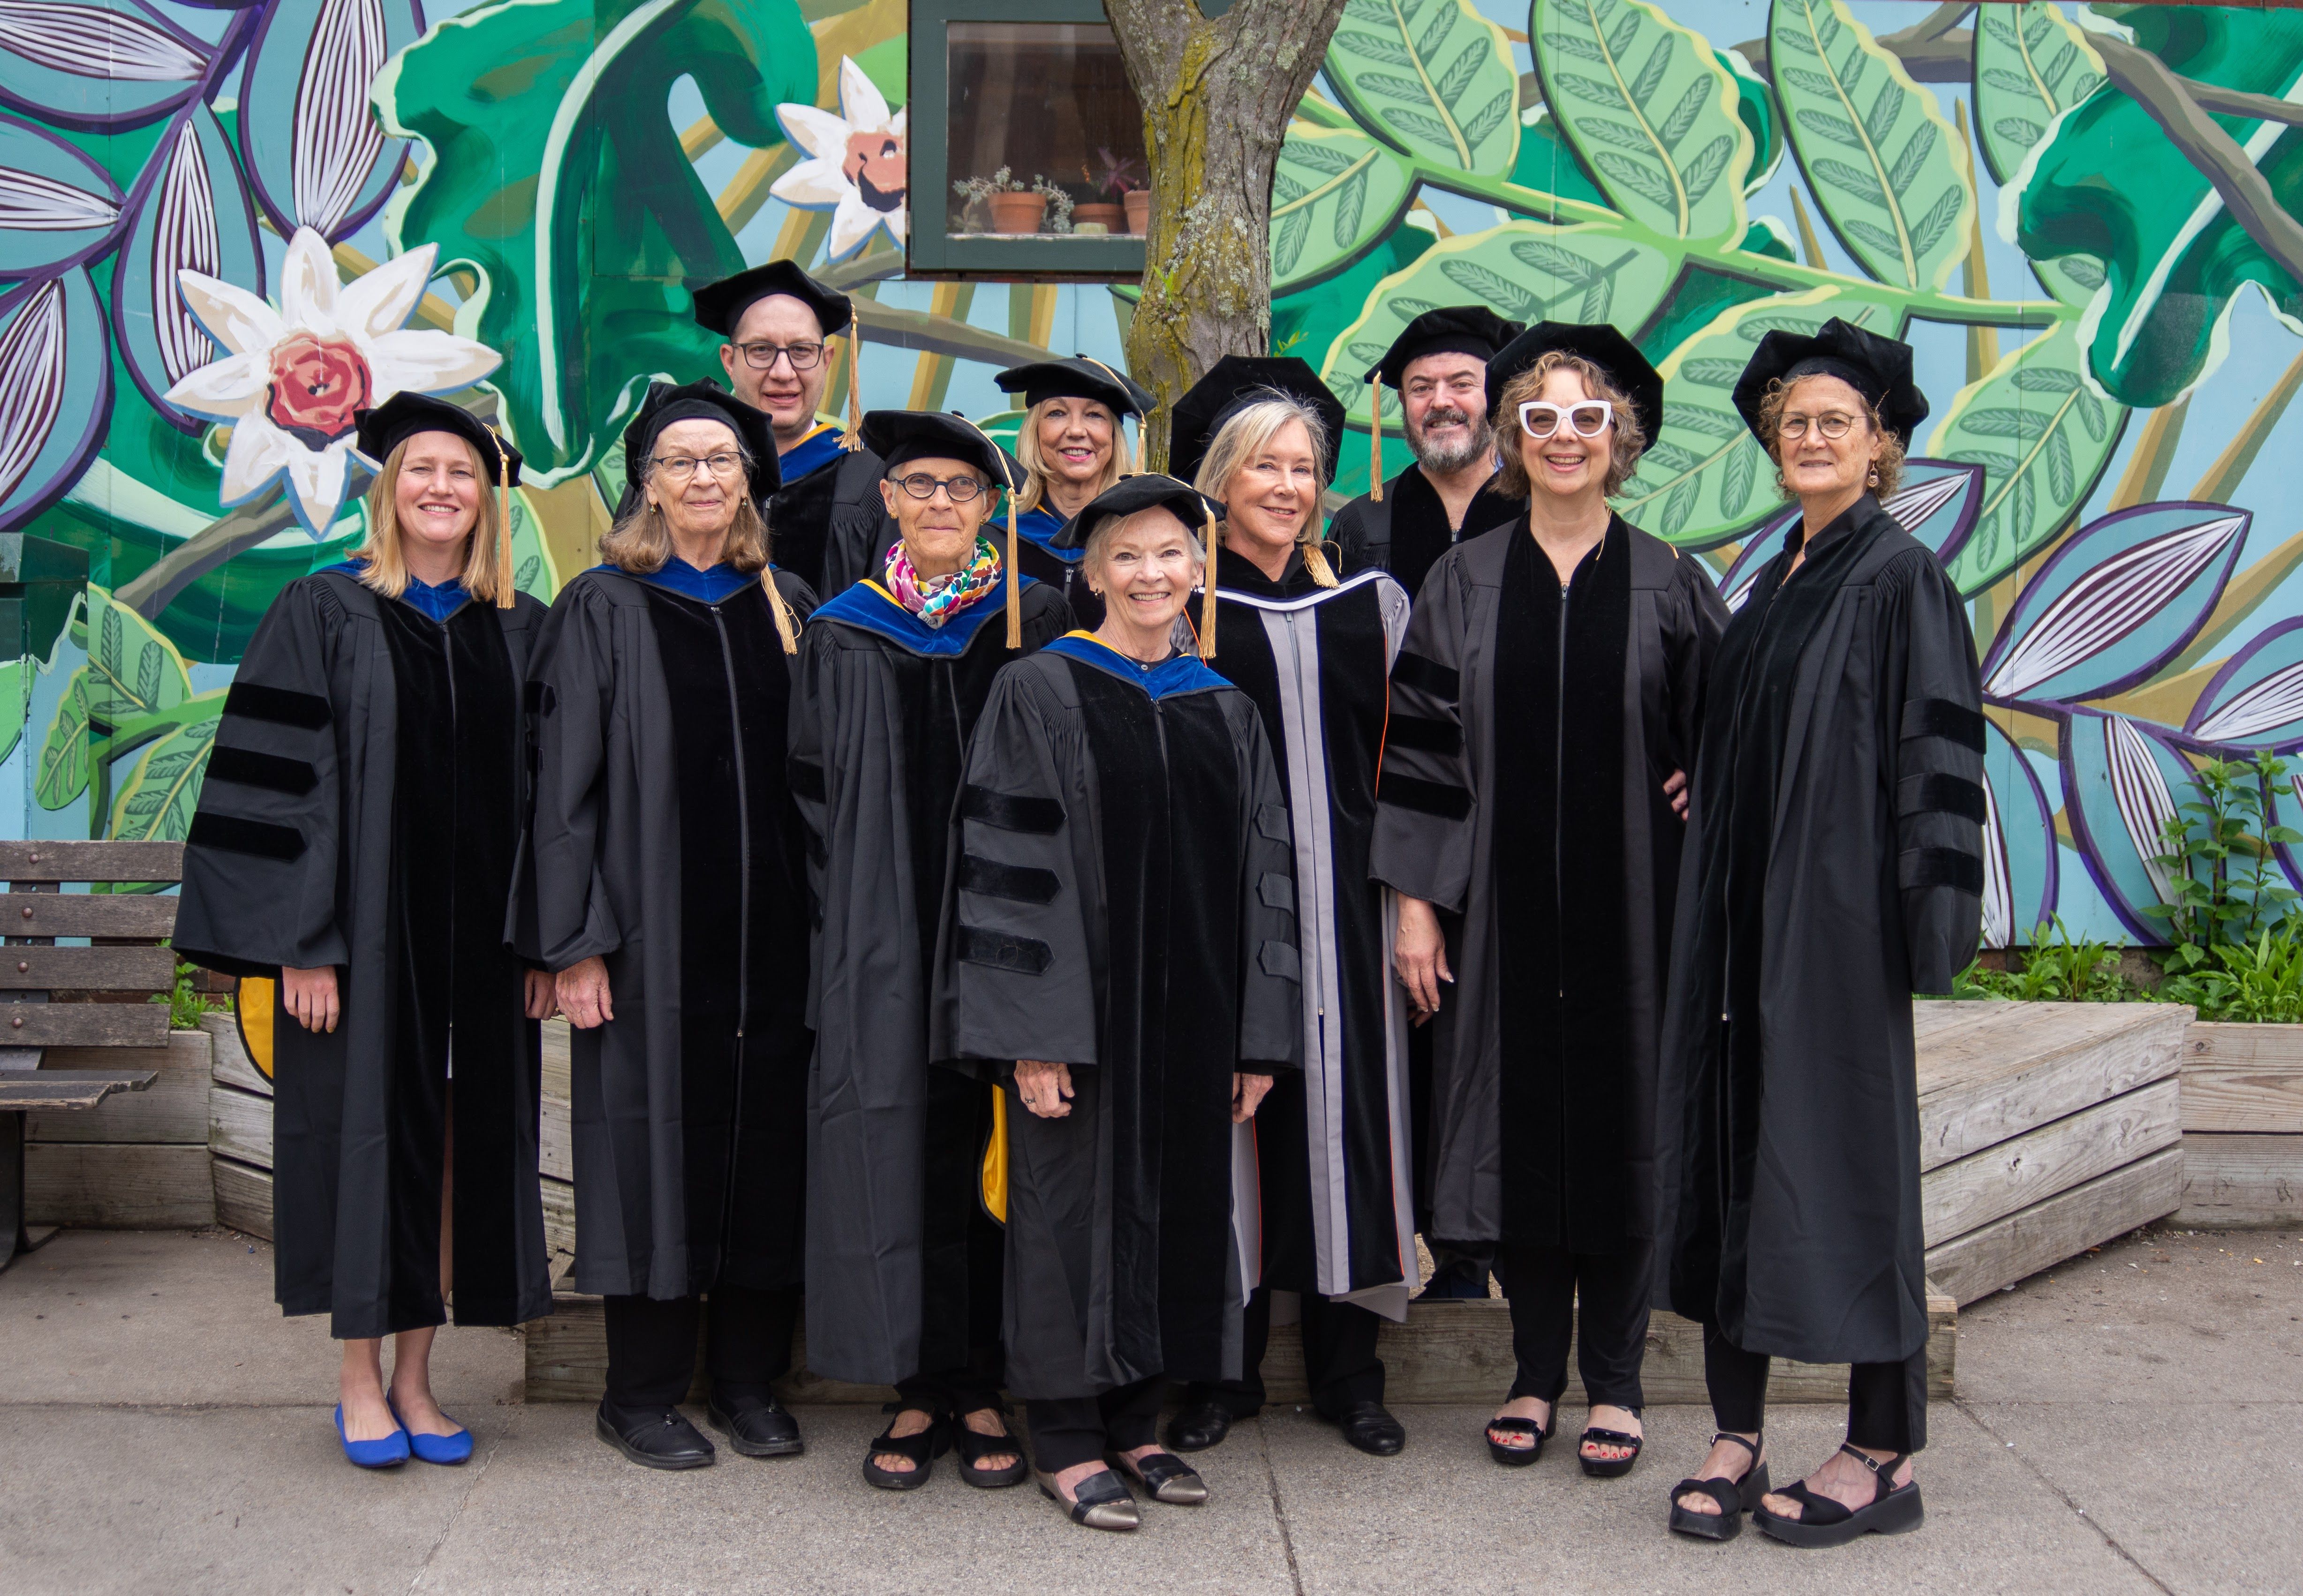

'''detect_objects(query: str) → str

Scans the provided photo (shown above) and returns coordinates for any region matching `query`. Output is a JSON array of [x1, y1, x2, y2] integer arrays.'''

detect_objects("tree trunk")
[[1107, 0, 1347, 467]]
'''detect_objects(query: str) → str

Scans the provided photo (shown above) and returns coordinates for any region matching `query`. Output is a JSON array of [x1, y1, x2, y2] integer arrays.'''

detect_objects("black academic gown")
[[1210, 549, 1417, 1315], [515, 565, 819, 1301], [1656, 494, 1985, 1367], [1326, 465, 1522, 596], [1369, 516, 1725, 1254], [790, 571, 1073, 1385], [1012, 506, 1103, 630], [175, 572, 552, 1339], [770, 440, 899, 599], [929, 635, 1303, 1398]]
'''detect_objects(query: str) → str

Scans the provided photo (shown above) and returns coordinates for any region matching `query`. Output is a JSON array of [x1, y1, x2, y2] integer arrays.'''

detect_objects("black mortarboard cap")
[[1486, 322, 1665, 442], [1364, 306, 1521, 388], [691, 259, 853, 339], [856, 410, 1025, 491], [354, 392, 521, 484], [617, 380, 779, 513], [1730, 316, 1929, 445], [1050, 472, 1223, 552], [994, 355, 1154, 417], [1168, 355, 1346, 487]]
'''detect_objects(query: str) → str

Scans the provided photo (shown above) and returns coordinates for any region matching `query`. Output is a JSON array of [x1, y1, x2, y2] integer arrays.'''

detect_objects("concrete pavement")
[[1, 1225, 2295, 1594]]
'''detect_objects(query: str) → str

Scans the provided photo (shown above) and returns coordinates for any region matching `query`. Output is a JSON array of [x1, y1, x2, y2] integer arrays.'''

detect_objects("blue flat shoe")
[[335, 1404, 411, 1469], [388, 1397, 474, 1465]]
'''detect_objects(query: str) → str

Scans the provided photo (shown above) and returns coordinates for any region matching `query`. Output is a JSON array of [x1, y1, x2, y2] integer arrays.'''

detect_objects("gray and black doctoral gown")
[[1209, 549, 1418, 1319], [1655, 494, 1984, 1366], [515, 562, 819, 1301], [770, 425, 899, 598], [1369, 516, 1725, 1255], [791, 568, 1072, 1385], [929, 634, 1302, 1397], [175, 570, 552, 1339]]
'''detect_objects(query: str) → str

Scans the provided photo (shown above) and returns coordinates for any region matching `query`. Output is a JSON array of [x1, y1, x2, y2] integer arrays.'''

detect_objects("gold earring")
[[1866, 466, 1879, 488]]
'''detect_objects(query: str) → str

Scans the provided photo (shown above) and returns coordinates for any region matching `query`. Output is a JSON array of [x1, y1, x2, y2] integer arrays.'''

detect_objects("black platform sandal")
[[861, 1405, 948, 1492], [1668, 1432, 1769, 1542], [1753, 1444, 1922, 1548], [1484, 1403, 1554, 1467], [1578, 1409, 1645, 1478], [950, 1406, 1028, 1490]]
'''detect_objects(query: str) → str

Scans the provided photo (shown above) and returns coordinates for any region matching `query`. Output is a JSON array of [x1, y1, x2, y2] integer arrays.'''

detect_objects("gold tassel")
[[1304, 540, 1340, 588], [492, 427, 515, 608], [1368, 375, 1384, 504], [838, 330, 862, 451], [764, 572, 800, 655], [1198, 500, 1218, 661], [1004, 482, 1022, 649]]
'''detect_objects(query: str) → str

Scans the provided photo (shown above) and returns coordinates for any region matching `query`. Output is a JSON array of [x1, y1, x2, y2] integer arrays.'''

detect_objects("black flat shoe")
[[707, 1392, 804, 1457], [951, 1408, 1028, 1490], [1036, 1467, 1140, 1531], [596, 1401, 715, 1470], [1108, 1449, 1208, 1505], [1485, 1406, 1553, 1467], [1163, 1400, 1232, 1453], [1579, 1413, 1644, 1478], [1669, 1431, 1768, 1542], [1327, 1400, 1405, 1457], [1754, 1445, 1923, 1547], [861, 1407, 947, 1492]]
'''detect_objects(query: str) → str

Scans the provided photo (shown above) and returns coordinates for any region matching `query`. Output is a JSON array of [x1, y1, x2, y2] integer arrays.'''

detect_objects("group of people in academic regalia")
[[174, 251, 1984, 1549]]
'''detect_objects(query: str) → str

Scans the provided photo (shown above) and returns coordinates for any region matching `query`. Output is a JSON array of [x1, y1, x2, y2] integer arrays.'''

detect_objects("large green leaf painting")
[[1769, 0, 1971, 292], [377, 0, 818, 475], [1973, 0, 2104, 308], [1271, 123, 1420, 293], [1933, 322, 2128, 595], [2014, 7, 2303, 407], [109, 712, 219, 843], [1327, 0, 1519, 177], [1531, 0, 1750, 246], [1321, 223, 1679, 424]]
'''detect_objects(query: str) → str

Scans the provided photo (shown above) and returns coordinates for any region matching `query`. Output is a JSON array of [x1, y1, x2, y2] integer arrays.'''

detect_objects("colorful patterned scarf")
[[885, 535, 1001, 627]]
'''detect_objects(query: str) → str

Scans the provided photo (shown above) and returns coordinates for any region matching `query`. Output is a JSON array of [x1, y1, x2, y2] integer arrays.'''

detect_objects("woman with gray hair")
[[932, 473, 1300, 1531], [517, 379, 817, 1472], [1160, 358, 1419, 1462]]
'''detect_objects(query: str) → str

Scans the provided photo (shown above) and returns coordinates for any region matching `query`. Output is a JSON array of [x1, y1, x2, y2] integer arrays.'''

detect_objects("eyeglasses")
[[652, 453, 745, 482], [1518, 400, 1613, 439], [736, 340, 826, 371], [1778, 412, 1858, 441], [894, 472, 991, 503]]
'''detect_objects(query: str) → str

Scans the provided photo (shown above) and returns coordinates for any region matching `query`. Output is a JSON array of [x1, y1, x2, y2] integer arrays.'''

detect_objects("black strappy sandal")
[[1753, 1444, 1923, 1547], [1668, 1431, 1769, 1542], [1578, 1408, 1645, 1478], [1484, 1402, 1555, 1467], [861, 1404, 948, 1492], [950, 1406, 1028, 1490]]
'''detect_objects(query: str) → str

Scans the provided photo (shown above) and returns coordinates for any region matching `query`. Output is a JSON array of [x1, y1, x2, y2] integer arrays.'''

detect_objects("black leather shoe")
[[596, 1401, 715, 1469], [1163, 1400, 1232, 1453], [707, 1392, 804, 1457], [1328, 1400, 1406, 1457]]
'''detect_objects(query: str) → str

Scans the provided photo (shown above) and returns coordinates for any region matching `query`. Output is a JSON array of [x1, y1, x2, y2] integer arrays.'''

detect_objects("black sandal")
[[861, 1405, 948, 1492], [950, 1406, 1028, 1490], [1753, 1444, 1922, 1547], [1107, 1448, 1208, 1505], [1484, 1403, 1554, 1467], [1034, 1467, 1140, 1531], [1668, 1431, 1769, 1542], [1578, 1409, 1645, 1478]]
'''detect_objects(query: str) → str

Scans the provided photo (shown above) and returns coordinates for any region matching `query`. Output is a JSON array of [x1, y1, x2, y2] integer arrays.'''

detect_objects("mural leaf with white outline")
[[0, 0, 208, 130], [0, 265, 107, 531], [2062, 709, 2191, 940], [239, 0, 419, 240], [2189, 617, 2303, 748], [0, 113, 119, 274]]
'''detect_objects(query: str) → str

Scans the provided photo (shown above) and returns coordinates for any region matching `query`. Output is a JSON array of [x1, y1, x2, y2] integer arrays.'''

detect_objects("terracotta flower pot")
[[1073, 203, 1123, 234], [1124, 189, 1151, 235], [987, 191, 1049, 234]]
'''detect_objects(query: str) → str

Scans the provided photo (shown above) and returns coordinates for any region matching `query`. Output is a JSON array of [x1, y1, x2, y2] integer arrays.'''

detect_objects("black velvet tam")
[[353, 393, 521, 484], [1730, 316, 1928, 445], [1053, 472, 1224, 552], [1486, 322, 1664, 442], [692, 258, 853, 338], [857, 410, 1025, 490], [995, 355, 1154, 416], [1364, 306, 1521, 388], [1169, 355, 1347, 487], [619, 381, 780, 512]]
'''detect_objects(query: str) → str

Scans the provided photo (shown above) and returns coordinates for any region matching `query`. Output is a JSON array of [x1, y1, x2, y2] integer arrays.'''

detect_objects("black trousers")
[[1702, 1324, 1928, 1453], [1025, 1374, 1166, 1474], [600, 1285, 799, 1410], [894, 1357, 1005, 1420], [1182, 1285, 1386, 1418], [1497, 1240, 1652, 1411]]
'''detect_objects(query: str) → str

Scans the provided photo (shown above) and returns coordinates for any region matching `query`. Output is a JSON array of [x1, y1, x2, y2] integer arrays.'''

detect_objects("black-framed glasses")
[[894, 472, 990, 503], [736, 339, 826, 371], [1778, 412, 1858, 441]]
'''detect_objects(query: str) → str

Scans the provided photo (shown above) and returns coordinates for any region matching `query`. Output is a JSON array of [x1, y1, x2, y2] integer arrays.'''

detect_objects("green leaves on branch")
[[1769, 0, 1971, 292], [1532, 0, 1749, 244], [1272, 123, 1420, 292], [1972, 1, 2104, 308], [1329, 0, 1520, 177], [110, 718, 219, 844]]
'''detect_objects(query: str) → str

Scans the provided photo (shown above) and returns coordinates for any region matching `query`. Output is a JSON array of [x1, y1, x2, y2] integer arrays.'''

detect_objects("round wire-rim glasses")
[[893, 472, 991, 503], [1518, 400, 1614, 440], [1777, 412, 1860, 441]]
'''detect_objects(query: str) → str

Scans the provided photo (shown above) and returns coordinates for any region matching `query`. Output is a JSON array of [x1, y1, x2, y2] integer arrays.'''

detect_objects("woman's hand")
[[1664, 768, 1689, 821], [1231, 1072, 1274, 1124], [1015, 1060, 1074, 1119], [1394, 896, 1452, 1024], [556, 956, 614, 1029], [281, 966, 340, 1033], [523, 968, 558, 1021]]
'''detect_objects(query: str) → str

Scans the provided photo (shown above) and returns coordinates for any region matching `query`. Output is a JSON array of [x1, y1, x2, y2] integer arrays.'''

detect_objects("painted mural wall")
[[3, 0, 2301, 948]]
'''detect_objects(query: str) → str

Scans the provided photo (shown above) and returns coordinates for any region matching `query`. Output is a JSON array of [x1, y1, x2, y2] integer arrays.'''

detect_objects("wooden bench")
[[0, 839, 185, 1268]]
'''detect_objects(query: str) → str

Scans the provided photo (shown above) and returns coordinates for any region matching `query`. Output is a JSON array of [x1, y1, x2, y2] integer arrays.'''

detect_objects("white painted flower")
[[163, 226, 500, 535], [772, 57, 907, 263]]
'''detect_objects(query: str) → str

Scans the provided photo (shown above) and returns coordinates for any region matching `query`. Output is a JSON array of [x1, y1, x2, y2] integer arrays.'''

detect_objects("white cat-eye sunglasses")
[[1518, 400, 1615, 439]]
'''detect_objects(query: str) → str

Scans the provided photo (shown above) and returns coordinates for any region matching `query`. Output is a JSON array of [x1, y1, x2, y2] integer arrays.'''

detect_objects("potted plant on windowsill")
[[1074, 149, 1143, 234], [954, 167, 1045, 233]]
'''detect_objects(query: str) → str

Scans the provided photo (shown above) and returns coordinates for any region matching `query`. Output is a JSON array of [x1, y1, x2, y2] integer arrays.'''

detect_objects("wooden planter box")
[[2176, 1022, 2303, 1227]]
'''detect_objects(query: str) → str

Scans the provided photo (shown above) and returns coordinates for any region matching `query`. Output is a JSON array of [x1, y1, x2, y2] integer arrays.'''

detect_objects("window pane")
[[946, 23, 1148, 238]]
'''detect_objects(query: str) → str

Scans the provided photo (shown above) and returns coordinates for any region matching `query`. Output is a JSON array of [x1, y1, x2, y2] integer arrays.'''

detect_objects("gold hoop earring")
[[1866, 466, 1879, 488]]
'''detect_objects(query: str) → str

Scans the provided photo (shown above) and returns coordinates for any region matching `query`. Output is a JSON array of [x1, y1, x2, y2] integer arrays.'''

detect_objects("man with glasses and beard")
[[694, 260, 899, 597], [1330, 307, 1525, 599]]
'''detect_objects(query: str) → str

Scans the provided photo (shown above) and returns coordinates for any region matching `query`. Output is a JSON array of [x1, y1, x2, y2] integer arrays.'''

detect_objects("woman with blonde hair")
[[993, 356, 1152, 628], [175, 392, 555, 1469], [1374, 324, 1725, 1479], [518, 379, 819, 1471]]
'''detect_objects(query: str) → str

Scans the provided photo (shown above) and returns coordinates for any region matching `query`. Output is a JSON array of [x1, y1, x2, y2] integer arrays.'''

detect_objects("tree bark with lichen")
[[1106, 0, 1348, 466]]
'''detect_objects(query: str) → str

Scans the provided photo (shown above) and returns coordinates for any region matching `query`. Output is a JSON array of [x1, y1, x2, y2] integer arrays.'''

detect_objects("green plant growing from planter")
[[1954, 917, 2151, 1003], [2146, 752, 2303, 965], [2157, 930, 2303, 1024], [150, 953, 231, 1031]]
